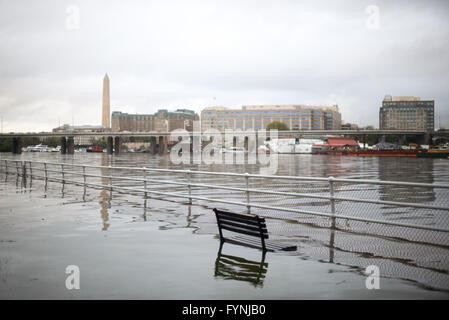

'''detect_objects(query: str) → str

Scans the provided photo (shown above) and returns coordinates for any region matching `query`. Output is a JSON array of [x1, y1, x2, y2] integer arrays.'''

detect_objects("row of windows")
[[203, 109, 331, 114], [383, 102, 433, 106], [203, 114, 333, 119], [204, 116, 327, 122], [203, 111, 338, 116], [382, 107, 434, 111]]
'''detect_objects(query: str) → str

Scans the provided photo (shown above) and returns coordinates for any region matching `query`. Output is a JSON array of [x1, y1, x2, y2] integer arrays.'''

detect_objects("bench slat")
[[214, 208, 262, 221], [234, 238, 284, 250], [215, 209, 264, 224], [226, 236, 291, 251], [216, 214, 262, 227], [214, 208, 297, 252], [219, 220, 267, 234], [217, 214, 266, 228], [224, 238, 274, 252], [233, 235, 297, 251], [221, 224, 269, 239]]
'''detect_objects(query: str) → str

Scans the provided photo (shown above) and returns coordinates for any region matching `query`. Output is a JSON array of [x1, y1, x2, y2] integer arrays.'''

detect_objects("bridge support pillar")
[[192, 133, 201, 164], [149, 137, 157, 154], [424, 132, 431, 146], [60, 137, 67, 154], [256, 132, 260, 149], [244, 136, 249, 151], [12, 137, 22, 154], [67, 137, 74, 154], [114, 136, 121, 155], [107, 136, 113, 154], [158, 136, 167, 155]]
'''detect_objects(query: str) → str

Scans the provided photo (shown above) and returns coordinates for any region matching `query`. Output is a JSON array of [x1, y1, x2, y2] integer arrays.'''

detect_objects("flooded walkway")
[[1, 152, 449, 298]]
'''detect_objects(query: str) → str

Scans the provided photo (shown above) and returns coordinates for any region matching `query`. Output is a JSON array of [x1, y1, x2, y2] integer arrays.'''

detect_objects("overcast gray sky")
[[1, 0, 448, 132]]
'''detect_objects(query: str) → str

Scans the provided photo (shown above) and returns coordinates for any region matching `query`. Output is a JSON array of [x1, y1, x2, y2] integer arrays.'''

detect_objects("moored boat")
[[87, 146, 104, 153], [417, 147, 449, 158], [347, 150, 418, 157]]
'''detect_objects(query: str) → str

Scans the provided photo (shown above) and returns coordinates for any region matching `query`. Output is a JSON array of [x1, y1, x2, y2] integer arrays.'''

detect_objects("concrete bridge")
[[1, 129, 442, 154]]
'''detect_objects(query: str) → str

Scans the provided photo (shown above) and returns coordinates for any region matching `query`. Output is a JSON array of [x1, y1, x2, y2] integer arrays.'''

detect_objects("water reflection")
[[329, 227, 335, 263], [274, 154, 362, 178], [214, 244, 268, 288], [100, 154, 111, 231], [143, 199, 147, 221], [378, 158, 436, 203], [61, 182, 65, 198]]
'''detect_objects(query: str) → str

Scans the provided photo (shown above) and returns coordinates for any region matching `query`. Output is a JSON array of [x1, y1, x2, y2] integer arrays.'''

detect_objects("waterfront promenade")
[[0, 152, 448, 298]]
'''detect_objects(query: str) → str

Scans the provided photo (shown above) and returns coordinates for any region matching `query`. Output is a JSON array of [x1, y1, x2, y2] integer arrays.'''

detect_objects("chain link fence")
[[1, 158, 449, 291]]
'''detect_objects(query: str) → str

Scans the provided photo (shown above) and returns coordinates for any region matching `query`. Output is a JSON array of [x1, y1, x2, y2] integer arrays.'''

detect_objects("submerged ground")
[[0, 152, 448, 299]]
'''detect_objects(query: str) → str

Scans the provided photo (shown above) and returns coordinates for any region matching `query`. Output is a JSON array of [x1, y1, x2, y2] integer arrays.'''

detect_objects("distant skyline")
[[1, 0, 449, 132]]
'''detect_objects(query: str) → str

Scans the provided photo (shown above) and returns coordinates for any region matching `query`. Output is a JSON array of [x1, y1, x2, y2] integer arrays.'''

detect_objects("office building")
[[201, 104, 341, 131], [52, 124, 111, 145], [111, 109, 198, 132], [379, 95, 434, 131]]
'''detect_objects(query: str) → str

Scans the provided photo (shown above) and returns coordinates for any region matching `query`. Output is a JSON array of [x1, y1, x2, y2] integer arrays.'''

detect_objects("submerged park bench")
[[213, 208, 297, 252]]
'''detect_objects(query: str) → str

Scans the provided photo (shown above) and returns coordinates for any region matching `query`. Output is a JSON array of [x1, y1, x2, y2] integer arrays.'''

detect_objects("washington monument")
[[102, 73, 110, 127]]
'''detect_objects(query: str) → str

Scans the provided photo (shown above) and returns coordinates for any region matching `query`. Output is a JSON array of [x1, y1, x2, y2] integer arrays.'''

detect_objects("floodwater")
[[0, 152, 448, 299]]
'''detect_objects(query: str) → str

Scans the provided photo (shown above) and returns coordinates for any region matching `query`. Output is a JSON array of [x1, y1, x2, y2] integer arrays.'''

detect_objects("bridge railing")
[[1, 159, 449, 246]]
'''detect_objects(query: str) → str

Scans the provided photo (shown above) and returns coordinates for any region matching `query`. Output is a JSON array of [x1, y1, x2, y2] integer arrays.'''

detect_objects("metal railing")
[[1, 159, 449, 242]]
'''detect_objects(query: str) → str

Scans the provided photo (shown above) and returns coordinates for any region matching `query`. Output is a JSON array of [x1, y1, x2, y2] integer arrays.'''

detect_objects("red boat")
[[347, 143, 421, 157], [87, 146, 104, 153], [347, 150, 418, 157]]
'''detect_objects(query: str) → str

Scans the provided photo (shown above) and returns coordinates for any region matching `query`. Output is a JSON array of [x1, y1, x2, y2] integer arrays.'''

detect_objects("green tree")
[[0, 138, 12, 152], [91, 138, 107, 148], [353, 135, 378, 146], [266, 121, 289, 131], [41, 137, 60, 147]]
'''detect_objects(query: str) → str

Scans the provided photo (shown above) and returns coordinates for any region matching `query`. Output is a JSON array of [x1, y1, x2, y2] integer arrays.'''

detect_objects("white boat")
[[266, 138, 295, 153], [294, 144, 313, 153], [266, 138, 326, 154], [25, 144, 61, 152], [27, 144, 49, 152], [295, 139, 326, 154]]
